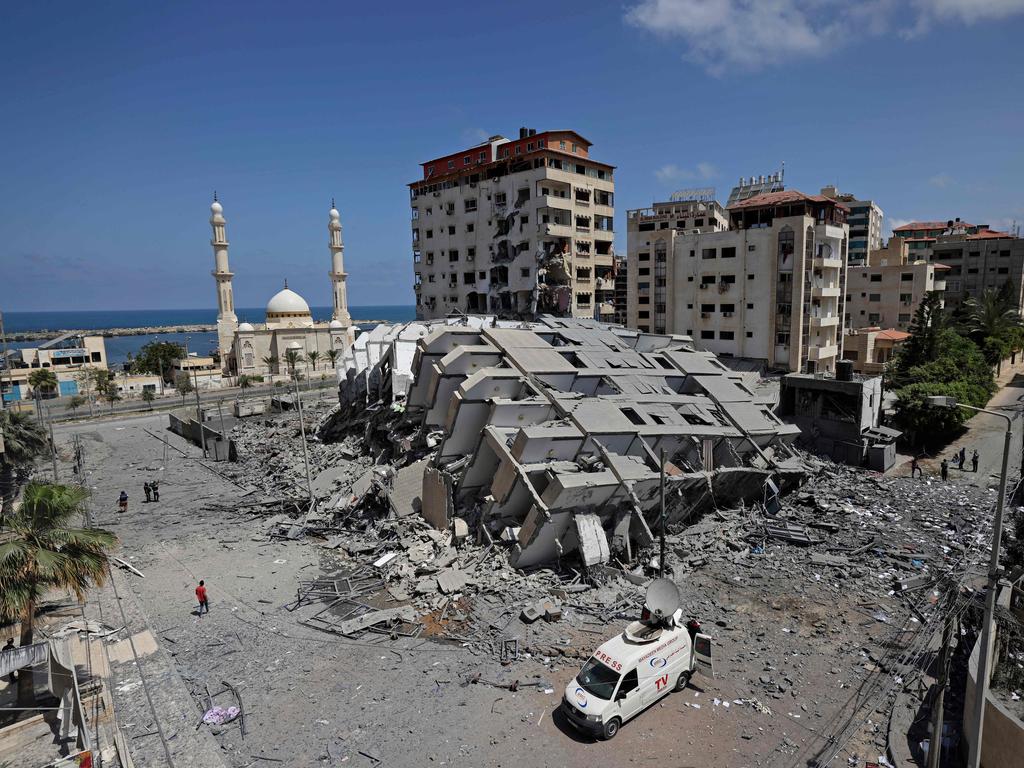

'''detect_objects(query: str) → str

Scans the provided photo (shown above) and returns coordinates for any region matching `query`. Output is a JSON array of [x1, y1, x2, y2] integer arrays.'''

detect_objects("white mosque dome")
[[211, 201, 223, 214], [237, 322, 255, 332], [286, 341, 303, 350], [329, 319, 344, 329], [266, 287, 311, 316], [329, 207, 340, 221]]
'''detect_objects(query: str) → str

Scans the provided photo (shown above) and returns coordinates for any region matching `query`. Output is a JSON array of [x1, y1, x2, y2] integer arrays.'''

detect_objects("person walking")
[[941, 458, 949, 481], [143, 482, 152, 503], [910, 456, 923, 479], [958, 446, 966, 470], [2, 638, 16, 683], [151, 480, 160, 502], [118, 490, 128, 513], [971, 449, 979, 473], [195, 580, 209, 615]]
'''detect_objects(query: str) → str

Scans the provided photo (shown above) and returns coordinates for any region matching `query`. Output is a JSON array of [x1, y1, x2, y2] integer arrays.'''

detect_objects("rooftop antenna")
[[213, 190, 218, 202], [331, 197, 336, 209], [284, 278, 288, 289]]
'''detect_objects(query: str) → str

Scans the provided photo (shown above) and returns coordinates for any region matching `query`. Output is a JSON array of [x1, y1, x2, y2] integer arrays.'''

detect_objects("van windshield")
[[577, 657, 620, 700]]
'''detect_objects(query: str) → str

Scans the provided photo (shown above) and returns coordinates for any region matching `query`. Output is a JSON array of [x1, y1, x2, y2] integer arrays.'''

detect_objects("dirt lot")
[[56, 411, 993, 768]]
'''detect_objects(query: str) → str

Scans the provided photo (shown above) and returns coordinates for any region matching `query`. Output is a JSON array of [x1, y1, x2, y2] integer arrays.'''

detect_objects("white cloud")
[[929, 173, 954, 188], [655, 161, 718, 183], [626, 0, 1024, 72], [908, 0, 1024, 35]]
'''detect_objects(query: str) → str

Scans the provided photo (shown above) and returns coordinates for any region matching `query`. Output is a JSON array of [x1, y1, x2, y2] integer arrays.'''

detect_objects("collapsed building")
[[333, 316, 805, 569]]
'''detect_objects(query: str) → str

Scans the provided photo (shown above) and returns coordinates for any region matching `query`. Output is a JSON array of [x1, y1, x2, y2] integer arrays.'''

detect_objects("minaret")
[[210, 194, 238, 372], [328, 199, 351, 325]]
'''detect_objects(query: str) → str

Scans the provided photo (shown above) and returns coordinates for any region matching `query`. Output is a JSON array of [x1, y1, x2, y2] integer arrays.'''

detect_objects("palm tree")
[[0, 411, 48, 518], [261, 355, 279, 375], [0, 482, 116, 705], [325, 348, 340, 370], [963, 289, 1024, 371], [238, 375, 253, 391], [283, 349, 304, 379], [306, 350, 321, 372], [27, 369, 58, 411]]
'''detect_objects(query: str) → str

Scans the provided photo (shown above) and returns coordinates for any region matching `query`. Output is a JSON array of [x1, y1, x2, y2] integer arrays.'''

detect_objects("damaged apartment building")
[[410, 129, 616, 322], [337, 317, 804, 570]]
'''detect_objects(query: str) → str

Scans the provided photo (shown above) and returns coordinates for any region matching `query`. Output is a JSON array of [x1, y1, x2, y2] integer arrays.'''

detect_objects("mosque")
[[208, 196, 355, 378]]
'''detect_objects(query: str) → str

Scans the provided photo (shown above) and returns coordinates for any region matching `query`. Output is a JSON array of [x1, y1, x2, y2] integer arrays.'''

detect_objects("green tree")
[[103, 388, 121, 412], [66, 395, 87, 416], [0, 411, 48, 518], [306, 350, 320, 372], [891, 291, 945, 375], [132, 341, 185, 382], [0, 482, 117, 705], [325, 348, 340, 369], [283, 349, 304, 378], [238, 375, 253, 391], [961, 288, 1023, 370], [27, 369, 58, 400], [141, 389, 156, 410], [261, 355, 279, 374], [175, 373, 194, 405]]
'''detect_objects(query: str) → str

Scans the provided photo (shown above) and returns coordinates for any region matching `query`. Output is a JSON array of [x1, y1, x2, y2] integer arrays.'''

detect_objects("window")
[[495, 192, 507, 206], [478, 151, 486, 163], [748, 244, 756, 251], [776, 332, 790, 345], [720, 303, 735, 313], [478, 271, 486, 279], [467, 247, 476, 258], [899, 293, 912, 302], [700, 275, 716, 285], [463, 272, 474, 284], [899, 313, 912, 323], [721, 274, 736, 284], [869, 274, 882, 282], [448, 225, 456, 235], [700, 330, 715, 340], [521, 215, 528, 224], [521, 268, 530, 278], [571, 143, 578, 153], [467, 223, 474, 233], [746, 331, 753, 338], [969, 251, 980, 258], [426, 229, 433, 239], [901, 272, 913, 281], [690, 250, 696, 258], [721, 247, 736, 259], [700, 304, 715, 312], [687, 276, 694, 282], [428, 275, 436, 283], [748, 274, 755, 280], [702, 248, 717, 259], [695, 218, 704, 226], [463, 156, 470, 166], [639, 252, 650, 262], [719, 331, 735, 340], [638, 310, 650, 319], [447, 160, 454, 169], [639, 267, 650, 276], [869, 293, 881, 302], [527, 142, 533, 151], [746, 303, 754, 309], [968, 267, 979, 274], [515, 145, 521, 155], [559, 140, 566, 150], [998, 267, 1009, 274], [686, 304, 693, 309], [465, 199, 477, 213], [449, 250, 459, 262]]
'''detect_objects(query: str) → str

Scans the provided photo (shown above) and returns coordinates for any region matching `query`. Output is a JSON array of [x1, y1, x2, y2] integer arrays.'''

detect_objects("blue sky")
[[1, 0, 1022, 312]]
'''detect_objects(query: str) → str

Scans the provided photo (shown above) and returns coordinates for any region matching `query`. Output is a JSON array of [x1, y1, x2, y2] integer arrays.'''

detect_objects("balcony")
[[538, 194, 573, 211], [809, 315, 839, 328], [541, 222, 572, 237], [807, 344, 839, 361], [933, 280, 947, 291], [812, 257, 843, 270], [811, 285, 840, 298]]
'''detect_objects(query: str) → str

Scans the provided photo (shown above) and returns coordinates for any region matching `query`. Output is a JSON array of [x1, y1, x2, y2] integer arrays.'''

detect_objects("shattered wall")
[[330, 315, 804, 571]]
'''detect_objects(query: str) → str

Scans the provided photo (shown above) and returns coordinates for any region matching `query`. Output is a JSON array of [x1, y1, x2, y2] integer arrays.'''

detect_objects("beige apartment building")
[[410, 129, 615, 320], [628, 190, 850, 374], [845, 238, 947, 331], [930, 229, 1024, 314], [625, 194, 729, 334], [892, 218, 987, 260]]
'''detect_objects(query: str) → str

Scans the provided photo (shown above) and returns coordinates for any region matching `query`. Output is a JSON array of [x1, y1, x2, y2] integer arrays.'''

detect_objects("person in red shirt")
[[195, 580, 209, 615]]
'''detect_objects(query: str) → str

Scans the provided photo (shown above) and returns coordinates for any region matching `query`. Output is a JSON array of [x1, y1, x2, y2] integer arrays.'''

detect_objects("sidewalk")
[[895, 356, 1024, 487]]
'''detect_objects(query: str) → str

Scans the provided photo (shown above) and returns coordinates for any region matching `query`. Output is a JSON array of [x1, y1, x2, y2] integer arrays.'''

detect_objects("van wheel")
[[674, 671, 692, 692], [602, 717, 621, 740]]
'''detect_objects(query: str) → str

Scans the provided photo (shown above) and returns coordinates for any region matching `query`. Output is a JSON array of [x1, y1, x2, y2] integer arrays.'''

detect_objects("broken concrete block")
[[452, 517, 470, 541], [436, 567, 468, 595], [575, 514, 611, 567], [520, 604, 542, 623]]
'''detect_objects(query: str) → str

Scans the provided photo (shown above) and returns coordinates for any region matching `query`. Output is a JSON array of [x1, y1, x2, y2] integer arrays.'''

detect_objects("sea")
[[3, 305, 416, 366]]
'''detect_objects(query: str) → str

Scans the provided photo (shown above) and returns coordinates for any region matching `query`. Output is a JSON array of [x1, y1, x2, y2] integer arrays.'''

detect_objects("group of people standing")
[[116, 481, 160, 513], [910, 446, 979, 481]]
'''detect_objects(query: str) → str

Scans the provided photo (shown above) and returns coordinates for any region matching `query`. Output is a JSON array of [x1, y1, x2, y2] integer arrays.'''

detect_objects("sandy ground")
[[54, 411, 975, 768]]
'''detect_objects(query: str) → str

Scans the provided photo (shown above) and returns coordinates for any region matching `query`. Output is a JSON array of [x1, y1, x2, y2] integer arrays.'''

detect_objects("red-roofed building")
[[891, 218, 987, 259], [843, 327, 911, 375], [409, 128, 615, 321], [930, 226, 1024, 314]]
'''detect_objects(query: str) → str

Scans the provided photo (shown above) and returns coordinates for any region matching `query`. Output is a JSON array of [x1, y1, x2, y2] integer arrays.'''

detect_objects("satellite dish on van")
[[645, 578, 680, 620]]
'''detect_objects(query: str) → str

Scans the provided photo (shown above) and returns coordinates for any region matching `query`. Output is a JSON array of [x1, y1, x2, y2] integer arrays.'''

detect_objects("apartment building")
[[931, 229, 1024, 313], [612, 253, 628, 325], [892, 218, 987, 260], [409, 129, 615, 321], [820, 186, 883, 265], [1, 333, 107, 403], [630, 190, 850, 373], [845, 238, 947, 331], [625, 196, 729, 333]]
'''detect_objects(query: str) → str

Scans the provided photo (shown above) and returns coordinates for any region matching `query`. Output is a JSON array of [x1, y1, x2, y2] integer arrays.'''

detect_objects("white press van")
[[561, 609, 713, 740]]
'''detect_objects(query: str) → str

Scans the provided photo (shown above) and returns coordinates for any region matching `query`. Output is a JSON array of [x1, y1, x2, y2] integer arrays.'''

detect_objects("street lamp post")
[[926, 395, 1013, 768], [185, 337, 208, 459]]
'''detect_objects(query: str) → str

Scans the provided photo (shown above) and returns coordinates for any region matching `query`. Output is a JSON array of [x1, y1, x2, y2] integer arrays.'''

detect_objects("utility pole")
[[185, 337, 208, 459], [293, 373, 313, 501], [47, 403, 58, 482], [216, 399, 227, 461], [659, 447, 667, 577], [928, 614, 957, 768]]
